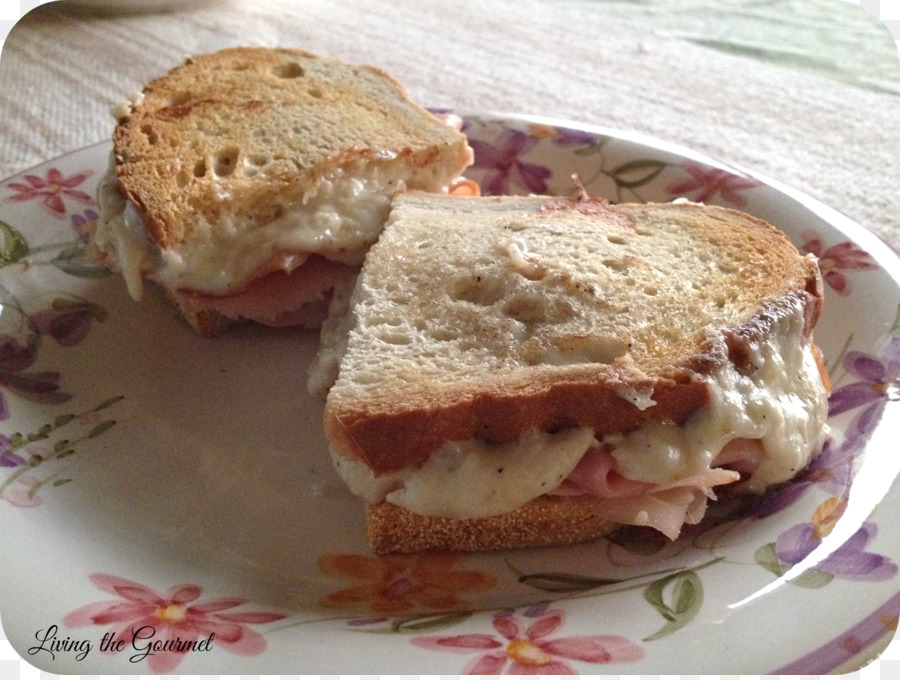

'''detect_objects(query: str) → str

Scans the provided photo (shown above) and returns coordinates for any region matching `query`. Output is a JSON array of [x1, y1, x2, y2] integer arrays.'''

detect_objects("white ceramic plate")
[[1, 113, 898, 675]]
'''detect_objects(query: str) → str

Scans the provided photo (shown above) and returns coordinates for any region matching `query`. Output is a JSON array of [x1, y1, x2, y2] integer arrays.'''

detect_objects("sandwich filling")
[[93, 157, 460, 302], [330, 298, 829, 540]]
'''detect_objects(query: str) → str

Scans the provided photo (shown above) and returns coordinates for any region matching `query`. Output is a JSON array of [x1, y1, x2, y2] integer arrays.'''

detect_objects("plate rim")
[[1, 112, 898, 675]]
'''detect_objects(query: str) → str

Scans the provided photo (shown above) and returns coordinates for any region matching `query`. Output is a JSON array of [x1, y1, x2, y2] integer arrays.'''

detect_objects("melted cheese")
[[95, 163, 150, 299], [331, 427, 595, 519], [607, 298, 828, 492], [331, 298, 828, 526], [94, 159, 453, 298], [499, 237, 547, 279], [615, 385, 657, 411]]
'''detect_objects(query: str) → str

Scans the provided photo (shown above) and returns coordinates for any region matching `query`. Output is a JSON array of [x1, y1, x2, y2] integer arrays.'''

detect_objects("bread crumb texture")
[[335, 194, 817, 397]]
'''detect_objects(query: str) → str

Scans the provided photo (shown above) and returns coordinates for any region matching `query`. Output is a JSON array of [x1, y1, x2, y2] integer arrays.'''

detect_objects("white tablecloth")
[[1, 0, 899, 249]]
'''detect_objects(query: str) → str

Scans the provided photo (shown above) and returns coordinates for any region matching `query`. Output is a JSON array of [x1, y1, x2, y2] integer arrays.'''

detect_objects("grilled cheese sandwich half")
[[314, 192, 829, 553], [90, 47, 473, 335]]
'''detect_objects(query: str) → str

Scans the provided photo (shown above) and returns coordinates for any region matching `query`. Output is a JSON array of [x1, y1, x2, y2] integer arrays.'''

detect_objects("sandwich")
[[313, 191, 830, 553], [89, 47, 474, 335]]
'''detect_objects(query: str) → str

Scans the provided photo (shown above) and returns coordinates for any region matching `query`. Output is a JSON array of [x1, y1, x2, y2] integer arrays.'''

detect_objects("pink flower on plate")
[[0, 472, 43, 507], [63, 573, 287, 673], [801, 230, 878, 295], [4, 167, 94, 218], [412, 604, 644, 674], [666, 162, 761, 206]]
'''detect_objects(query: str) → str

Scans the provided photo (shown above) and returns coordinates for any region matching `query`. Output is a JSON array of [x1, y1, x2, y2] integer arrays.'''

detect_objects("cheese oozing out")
[[93, 157, 460, 299], [331, 298, 829, 535], [605, 300, 828, 494]]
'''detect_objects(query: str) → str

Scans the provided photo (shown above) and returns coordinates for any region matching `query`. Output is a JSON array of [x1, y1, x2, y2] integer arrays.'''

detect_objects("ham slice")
[[554, 442, 749, 539], [173, 255, 357, 327]]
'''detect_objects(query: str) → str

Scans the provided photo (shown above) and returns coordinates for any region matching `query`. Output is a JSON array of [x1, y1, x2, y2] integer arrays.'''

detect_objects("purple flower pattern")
[[0, 433, 20, 467], [754, 329, 899, 584], [776, 519, 897, 582], [756, 334, 900, 519], [828, 337, 900, 421], [755, 437, 856, 519], [0, 333, 71, 419], [468, 128, 551, 196], [0, 295, 107, 420], [29, 298, 107, 348], [71, 208, 99, 243]]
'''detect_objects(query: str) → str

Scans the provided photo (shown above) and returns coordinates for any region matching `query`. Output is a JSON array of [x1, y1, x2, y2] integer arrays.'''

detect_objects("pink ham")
[[173, 255, 357, 327], [553, 442, 750, 539]]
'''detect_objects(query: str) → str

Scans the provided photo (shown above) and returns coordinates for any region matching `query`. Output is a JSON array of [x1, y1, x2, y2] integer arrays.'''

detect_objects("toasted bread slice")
[[323, 193, 822, 474], [318, 192, 826, 552], [91, 47, 472, 335]]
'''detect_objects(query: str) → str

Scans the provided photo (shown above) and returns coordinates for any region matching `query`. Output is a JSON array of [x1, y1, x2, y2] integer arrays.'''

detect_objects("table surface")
[[1, 0, 899, 252]]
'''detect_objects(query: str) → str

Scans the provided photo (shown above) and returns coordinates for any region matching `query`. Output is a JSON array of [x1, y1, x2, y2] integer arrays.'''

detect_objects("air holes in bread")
[[607, 234, 628, 245], [602, 258, 627, 272], [308, 87, 324, 99], [165, 92, 193, 107], [242, 154, 271, 177], [250, 128, 274, 146], [140, 125, 159, 145], [212, 147, 240, 178], [451, 275, 506, 306], [193, 159, 207, 178], [504, 293, 574, 325], [524, 333, 629, 366], [175, 169, 191, 189], [273, 61, 305, 79]]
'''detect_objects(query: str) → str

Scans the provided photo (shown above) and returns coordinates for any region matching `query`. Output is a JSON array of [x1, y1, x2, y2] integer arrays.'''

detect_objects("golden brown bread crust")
[[330, 378, 710, 474], [324, 196, 824, 476], [366, 496, 617, 553]]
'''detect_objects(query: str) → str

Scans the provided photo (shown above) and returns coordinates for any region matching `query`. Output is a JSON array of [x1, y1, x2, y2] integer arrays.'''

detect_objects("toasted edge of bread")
[[366, 496, 617, 554]]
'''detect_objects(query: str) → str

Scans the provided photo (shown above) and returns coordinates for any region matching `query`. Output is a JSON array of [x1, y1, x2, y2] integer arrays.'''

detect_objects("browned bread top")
[[111, 47, 472, 250], [323, 193, 823, 474]]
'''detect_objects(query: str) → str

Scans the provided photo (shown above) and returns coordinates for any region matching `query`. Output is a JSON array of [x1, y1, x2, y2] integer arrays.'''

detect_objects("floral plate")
[[1, 113, 898, 675]]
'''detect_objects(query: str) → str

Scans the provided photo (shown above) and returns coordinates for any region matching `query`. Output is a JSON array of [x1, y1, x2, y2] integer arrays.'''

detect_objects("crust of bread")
[[366, 496, 617, 553], [324, 194, 823, 475], [112, 47, 471, 250]]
